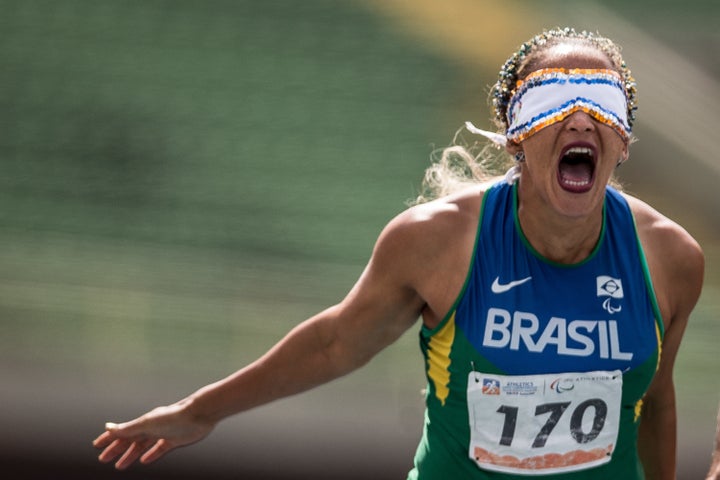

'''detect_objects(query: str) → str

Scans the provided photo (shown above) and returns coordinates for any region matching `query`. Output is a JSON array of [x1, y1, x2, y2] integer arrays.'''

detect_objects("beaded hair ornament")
[[466, 28, 638, 147]]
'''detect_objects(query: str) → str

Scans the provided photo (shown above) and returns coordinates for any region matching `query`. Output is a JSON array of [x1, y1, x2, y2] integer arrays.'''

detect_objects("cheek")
[[520, 125, 562, 156], [605, 135, 629, 164], [598, 122, 627, 147]]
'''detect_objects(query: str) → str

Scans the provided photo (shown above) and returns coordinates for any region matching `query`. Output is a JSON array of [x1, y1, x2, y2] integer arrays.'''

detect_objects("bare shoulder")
[[622, 193, 704, 319], [368, 184, 490, 324], [375, 184, 488, 258], [622, 193, 704, 270]]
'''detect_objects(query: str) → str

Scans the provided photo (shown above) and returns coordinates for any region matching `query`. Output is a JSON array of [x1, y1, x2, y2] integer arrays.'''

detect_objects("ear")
[[505, 140, 522, 156], [618, 144, 630, 165]]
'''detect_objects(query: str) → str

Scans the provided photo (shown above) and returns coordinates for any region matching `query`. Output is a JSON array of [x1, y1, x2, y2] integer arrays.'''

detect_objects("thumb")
[[104, 421, 124, 432], [93, 421, 135, 448], [105, 422, 120, 430], [104, 421, 141, 438]]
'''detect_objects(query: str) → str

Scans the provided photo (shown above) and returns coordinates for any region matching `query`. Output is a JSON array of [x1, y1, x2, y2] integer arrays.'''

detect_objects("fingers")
[[114, 439, 153, 470], [93, 422, 133, 452], [92, 430, 115, 449], [96, 437, 167, 470], [94, 422, 156, 470], [97, 438, 130, 465], [93, 423, 172, 470], [140, 438, 172, 465]]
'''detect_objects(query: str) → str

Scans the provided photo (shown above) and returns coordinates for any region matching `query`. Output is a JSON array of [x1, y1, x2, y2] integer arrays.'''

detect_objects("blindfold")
[[466, 68, 631, 146]]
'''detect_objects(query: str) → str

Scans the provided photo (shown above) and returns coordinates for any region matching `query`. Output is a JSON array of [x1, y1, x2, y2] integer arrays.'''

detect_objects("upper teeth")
[[566, 147, 594, 156]]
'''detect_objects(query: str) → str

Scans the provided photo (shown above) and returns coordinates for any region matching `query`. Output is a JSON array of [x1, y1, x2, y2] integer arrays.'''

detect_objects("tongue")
[[559, 162, 592, 186]]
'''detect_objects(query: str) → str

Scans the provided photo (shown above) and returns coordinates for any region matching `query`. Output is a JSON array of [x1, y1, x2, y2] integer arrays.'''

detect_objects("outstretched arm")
[[93, 210, 427, 469]]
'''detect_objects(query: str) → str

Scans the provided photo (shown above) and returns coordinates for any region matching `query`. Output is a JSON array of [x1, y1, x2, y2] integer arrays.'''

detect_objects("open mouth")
[[557, 144, 596, 193]]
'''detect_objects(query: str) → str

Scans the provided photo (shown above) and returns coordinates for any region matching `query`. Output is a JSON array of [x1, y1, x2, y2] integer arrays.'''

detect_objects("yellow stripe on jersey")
[[634, 398, 643, 423], [427, 313, 456, 406]]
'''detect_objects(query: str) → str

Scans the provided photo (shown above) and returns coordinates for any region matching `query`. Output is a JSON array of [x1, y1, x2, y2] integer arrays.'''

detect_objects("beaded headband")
[[506, 68, 631, 142], [490, 28, 638, 132]]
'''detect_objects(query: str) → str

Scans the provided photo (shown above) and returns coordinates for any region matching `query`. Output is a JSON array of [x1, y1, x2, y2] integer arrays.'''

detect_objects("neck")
[[516, 190, 604, 265]]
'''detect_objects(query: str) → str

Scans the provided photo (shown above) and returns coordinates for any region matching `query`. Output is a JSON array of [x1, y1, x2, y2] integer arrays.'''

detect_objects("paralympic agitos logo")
[[550, 377, 575, 394], [596, 275, 624, 314]]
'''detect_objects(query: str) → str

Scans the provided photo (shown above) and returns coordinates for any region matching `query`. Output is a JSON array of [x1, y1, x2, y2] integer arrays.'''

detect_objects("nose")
[[564, 110, 596, 133]]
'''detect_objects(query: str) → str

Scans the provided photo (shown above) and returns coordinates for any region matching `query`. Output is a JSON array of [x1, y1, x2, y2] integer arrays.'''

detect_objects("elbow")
[[308, 313, 370, 379], [322, 337, 375, 378]]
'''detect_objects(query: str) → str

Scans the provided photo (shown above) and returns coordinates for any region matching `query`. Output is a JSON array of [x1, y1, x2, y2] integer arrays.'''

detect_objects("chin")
[[552, 186, 605, 218]]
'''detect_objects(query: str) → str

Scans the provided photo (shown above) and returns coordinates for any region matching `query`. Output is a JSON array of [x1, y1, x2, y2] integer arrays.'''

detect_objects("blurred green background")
[[0, 0, 717, 478]]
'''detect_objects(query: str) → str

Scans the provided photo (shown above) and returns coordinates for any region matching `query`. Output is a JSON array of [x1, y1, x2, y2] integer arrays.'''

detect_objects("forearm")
[[638, 389, 677, 480]]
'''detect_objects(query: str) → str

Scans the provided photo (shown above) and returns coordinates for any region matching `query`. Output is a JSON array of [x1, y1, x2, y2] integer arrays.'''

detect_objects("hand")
[[708, 461, 720, 480], [93, 400, 215, 470], [709, 436, 720, 479], [708, 404, 720, 480]]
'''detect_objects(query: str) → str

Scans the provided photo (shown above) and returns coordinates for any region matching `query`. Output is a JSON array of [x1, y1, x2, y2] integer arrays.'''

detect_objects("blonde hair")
[[412, 127, 512, 204]]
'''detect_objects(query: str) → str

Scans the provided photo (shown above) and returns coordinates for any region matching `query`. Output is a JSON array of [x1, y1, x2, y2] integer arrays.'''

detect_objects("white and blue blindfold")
[[467, 68, 631, 146]]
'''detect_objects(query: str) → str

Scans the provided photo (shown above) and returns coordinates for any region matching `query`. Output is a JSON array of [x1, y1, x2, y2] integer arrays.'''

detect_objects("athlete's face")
[[508, 44, 629, 219]]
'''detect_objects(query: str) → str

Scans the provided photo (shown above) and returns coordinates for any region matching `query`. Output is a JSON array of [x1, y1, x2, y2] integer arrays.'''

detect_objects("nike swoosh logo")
[[491, 276, 532, 294]]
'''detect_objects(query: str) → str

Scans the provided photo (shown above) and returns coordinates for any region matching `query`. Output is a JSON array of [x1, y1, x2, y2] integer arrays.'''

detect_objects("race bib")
[[467, 370, 622, 475]]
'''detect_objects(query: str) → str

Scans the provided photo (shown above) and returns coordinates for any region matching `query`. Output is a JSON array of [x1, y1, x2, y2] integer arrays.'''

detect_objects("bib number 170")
[[497, 399, 608, 448]]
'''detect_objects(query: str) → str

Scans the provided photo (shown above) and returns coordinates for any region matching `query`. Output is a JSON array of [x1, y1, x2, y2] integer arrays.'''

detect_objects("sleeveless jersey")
[[408, 180, 663, 479]]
